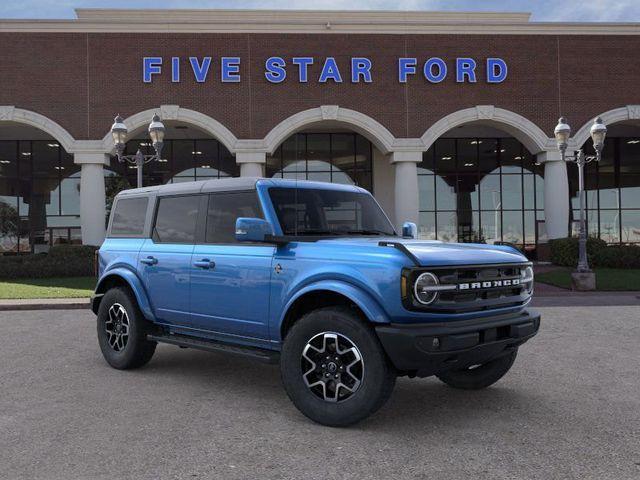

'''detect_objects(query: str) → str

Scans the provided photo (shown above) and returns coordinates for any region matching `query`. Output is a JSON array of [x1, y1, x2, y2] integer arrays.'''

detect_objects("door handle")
[[193, 259, 215, 269], [140, 256, 158, 266]]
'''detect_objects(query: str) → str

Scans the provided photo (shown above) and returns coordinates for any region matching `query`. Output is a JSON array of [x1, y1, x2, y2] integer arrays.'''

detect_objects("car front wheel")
[[280, 306, 396, 427]]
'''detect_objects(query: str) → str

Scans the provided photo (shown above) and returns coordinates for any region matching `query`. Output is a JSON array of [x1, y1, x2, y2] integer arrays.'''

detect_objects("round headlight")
[[414, 272, 440, 305], [521, 266, 534, 293]]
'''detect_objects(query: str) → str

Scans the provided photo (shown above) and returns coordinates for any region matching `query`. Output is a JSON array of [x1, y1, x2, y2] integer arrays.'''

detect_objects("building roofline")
[[0, 8, 639, 35], [76, 8, 534, 24]]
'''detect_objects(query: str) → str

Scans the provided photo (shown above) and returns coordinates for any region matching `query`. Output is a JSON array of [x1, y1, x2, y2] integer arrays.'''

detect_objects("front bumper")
[[375, 309, 540, 377]]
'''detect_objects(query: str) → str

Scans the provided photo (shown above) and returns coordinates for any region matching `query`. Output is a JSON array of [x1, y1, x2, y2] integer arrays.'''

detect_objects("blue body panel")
[[97, 178, 532, 352], [190, 243, 275, 340], [138, 239, 194, 326]]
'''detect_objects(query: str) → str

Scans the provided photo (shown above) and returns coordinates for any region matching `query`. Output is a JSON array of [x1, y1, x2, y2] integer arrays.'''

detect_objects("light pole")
[[110, 114, 166, 188], [553, 116, 607, 274]]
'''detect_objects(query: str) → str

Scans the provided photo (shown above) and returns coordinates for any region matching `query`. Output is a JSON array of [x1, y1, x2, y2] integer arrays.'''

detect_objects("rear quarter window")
[[153, 195, 201, 244], [110, 197, 149, 236]]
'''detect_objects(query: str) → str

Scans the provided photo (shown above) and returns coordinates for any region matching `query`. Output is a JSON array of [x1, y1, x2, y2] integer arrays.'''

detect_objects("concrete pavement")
[[0, 307, 639, 479]]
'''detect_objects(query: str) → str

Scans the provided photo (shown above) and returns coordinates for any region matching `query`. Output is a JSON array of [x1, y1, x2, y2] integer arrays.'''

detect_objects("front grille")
[[405, 263, 531, 314]]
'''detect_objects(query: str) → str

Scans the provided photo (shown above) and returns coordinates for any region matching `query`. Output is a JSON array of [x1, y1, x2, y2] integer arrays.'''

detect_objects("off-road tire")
[[97, 287, 157, 370], [280, 306, 396, 427], [436, 349, 518, 390]]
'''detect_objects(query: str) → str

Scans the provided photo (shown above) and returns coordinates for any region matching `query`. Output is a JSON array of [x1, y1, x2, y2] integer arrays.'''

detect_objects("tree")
[[0, 201, 20, 251], [104, 174, 131, 219]]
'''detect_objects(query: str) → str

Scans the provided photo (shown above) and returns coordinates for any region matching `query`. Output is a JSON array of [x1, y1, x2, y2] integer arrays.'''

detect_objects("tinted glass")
[[110, 197, 148, 236], [153, 195, 200, 243], [268, 187, 394, 236], [206, 191, 263, 243], [266, 133, 373, 191]]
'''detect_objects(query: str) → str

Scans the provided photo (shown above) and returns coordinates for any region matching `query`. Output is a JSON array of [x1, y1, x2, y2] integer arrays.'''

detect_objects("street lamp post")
[[553, 116, 607, 275], [110, 114, 166, 188]]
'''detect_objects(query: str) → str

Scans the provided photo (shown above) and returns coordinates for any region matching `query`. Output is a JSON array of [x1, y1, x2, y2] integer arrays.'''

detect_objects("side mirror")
[[402, 222, 417, 239], [235, 217, 273, 243]]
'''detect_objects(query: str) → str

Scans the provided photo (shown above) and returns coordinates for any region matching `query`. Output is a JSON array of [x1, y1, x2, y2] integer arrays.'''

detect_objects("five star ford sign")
[[142, 56, 508, 84]]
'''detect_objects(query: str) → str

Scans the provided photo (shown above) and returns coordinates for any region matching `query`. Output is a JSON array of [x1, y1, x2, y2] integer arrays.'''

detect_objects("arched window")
[[111, 138, 239, 185], [0, 139, 81, 252], [266, 133, 373, 192], [570, 136, 640, 244], [418, 137, 544, 252]]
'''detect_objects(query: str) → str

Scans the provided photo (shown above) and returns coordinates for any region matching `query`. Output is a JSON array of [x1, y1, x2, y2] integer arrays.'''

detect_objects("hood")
[[399, 240, 527, 266], [315, 237, 527, 266]]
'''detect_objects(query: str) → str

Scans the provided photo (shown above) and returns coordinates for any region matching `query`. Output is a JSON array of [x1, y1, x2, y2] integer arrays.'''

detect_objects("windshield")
[[268, 187, 396, 237]]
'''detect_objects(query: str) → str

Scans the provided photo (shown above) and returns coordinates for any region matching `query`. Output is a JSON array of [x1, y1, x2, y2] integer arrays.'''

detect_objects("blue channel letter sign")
[[142, 56, 508, 84]]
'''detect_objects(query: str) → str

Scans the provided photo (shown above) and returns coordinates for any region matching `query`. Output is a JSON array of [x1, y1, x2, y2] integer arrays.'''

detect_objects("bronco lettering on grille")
[[458, 278, 520, 290]]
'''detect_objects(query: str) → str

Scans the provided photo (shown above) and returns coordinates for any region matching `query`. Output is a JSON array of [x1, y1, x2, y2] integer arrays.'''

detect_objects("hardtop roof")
[[115, 177, 366, 198]]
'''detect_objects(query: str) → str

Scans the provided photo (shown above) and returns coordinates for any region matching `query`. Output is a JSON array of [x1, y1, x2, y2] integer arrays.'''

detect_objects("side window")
[[110, 197, 148, 236], [153, 195, 201, 244], [206, 191, 263, 243]]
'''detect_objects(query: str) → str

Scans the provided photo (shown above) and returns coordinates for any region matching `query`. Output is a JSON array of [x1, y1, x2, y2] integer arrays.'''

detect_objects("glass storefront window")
[[418, 211, 436, 240], [0, 140, 82, 253], [266, 133, 373, 192], [419, 137, 544, 250], [115, 138, 239, 184], [418, 174, 435, 211], [569, 137, 640, 244], [621, 210, 640, 243]]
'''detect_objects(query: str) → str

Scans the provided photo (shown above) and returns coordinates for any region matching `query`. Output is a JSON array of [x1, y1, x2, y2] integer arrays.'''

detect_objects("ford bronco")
[[93, 178, 539, 426]]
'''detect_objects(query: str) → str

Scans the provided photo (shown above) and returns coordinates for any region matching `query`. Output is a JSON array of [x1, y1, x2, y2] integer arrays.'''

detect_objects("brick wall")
[[1, 32, 639, 142]]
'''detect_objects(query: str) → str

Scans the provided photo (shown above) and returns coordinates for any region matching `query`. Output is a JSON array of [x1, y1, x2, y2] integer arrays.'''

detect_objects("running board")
[[147, 333, 280, 364]]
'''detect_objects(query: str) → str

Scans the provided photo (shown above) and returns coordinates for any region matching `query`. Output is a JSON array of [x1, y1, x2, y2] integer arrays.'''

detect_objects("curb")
[[0, 299, 90, 312]]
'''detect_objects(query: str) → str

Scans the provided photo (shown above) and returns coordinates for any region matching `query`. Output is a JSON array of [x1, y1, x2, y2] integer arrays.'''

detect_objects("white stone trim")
[[421, 105, 553, 154], [0, 106, 76, 153], [2, 10, 640, 35], [100, 105, 239, 154], [263, 106, 397, 155], [535, 151, 563, 164], [76, 154, 109, 246], [390, 150, 423, 163], [571, 105, 640, 148], [393, 153, 421, 231], [235, 151, 266, 164]]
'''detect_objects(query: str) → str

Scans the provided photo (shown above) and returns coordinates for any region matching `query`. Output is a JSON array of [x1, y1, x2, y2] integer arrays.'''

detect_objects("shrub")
[[549, 237, 607, 267], [0, 245, 96, 279], [593, 245, 640, 269]]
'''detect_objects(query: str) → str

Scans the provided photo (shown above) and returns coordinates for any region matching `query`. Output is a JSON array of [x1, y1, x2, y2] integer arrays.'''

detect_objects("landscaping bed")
[[0, 276, 95, 299], [535, 267, 640, 291]]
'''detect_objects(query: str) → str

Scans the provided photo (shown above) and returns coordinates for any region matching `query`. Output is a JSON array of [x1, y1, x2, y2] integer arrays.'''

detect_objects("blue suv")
[[93, 178, 539, 426]]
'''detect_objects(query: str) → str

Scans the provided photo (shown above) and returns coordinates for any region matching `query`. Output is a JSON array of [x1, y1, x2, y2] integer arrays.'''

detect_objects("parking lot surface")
[[1, 306, 639, 480]]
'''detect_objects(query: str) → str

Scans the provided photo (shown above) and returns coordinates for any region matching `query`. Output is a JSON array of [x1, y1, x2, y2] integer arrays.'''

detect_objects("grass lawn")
[[536, 268, 640, 291], [0, 277, 95, 299]]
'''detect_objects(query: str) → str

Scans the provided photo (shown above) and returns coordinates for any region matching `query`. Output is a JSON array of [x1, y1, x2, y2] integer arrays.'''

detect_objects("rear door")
[[138, 194, 203, 326], [190, 190, 274, 342]]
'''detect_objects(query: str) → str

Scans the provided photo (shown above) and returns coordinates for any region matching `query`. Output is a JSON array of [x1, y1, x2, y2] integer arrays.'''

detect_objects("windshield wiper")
[[289, 229, 334, 236], [346, 229, 394, 236]]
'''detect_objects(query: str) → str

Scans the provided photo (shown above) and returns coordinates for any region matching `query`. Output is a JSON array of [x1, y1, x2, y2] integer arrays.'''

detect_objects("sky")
[[1, 0, 640, 22]]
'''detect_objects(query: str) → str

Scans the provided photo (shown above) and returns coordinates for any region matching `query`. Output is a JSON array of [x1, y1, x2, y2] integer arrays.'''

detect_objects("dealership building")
[[0, 9, 639, 255]]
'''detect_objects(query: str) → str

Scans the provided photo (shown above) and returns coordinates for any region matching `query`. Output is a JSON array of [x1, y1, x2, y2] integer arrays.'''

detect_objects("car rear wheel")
[[280, 306, 396, 427], [436, 349, 518, 390], [97, 287, 157, 370]]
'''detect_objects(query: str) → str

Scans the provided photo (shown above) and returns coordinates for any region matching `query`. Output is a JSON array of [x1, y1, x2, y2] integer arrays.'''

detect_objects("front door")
[[190, 191, 274, 342], [139, 194, 202, 326]]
